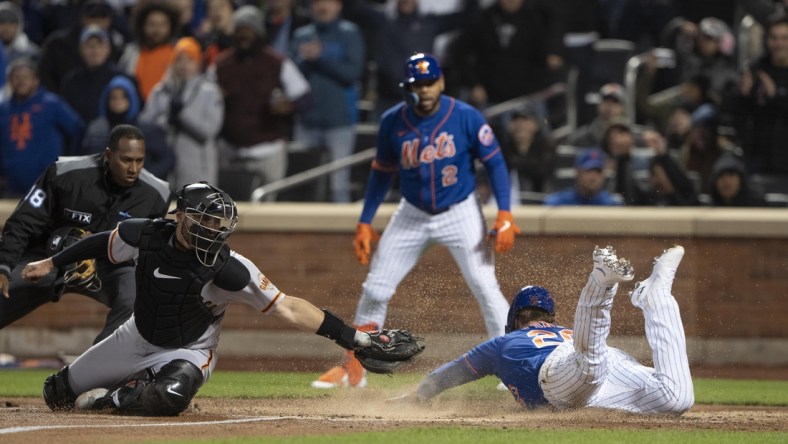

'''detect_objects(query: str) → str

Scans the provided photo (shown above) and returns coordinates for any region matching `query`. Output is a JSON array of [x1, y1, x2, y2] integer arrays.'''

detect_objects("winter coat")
[[140, 73, 223, 188]]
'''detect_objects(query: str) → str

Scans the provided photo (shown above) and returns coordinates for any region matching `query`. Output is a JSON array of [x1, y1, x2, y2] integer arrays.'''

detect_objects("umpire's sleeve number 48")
[[24, 187, 47, 208], [527, 329, 573, 348]]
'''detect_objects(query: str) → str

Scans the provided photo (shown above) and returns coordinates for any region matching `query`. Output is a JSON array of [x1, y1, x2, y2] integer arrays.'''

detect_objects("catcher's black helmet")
[[47, 227, 102, 291], [171, 182, 238, 266]]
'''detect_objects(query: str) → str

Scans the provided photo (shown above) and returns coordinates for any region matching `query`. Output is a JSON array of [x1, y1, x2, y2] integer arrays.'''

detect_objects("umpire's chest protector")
[[129, 219, 228, 348]]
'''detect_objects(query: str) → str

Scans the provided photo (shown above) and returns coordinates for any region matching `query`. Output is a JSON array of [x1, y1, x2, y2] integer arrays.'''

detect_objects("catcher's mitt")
[[48, 227, 102, 292], [354, 329, 425, 374]]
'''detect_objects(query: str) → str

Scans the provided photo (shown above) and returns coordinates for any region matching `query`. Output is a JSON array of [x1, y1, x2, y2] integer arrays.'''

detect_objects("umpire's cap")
[[505, 286, 555, 333], [403, 53, 442, 85]]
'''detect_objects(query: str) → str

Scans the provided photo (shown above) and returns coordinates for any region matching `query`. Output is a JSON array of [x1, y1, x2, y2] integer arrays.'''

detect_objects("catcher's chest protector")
[[134, 220, 228, 348]]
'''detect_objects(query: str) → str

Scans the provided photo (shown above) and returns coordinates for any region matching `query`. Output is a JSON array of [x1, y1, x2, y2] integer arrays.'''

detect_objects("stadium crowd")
[[0, 0, 785, 207]]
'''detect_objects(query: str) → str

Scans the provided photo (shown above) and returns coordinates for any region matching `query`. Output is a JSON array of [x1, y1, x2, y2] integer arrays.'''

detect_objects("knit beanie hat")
[[233, 5, 265, 38], [0, 2, 22, 25], [172, 37, 202, 64]]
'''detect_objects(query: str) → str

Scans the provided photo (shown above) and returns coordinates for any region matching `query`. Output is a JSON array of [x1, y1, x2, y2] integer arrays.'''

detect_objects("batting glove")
[[490, 211, 521, 253], [353, 223, 380, 265]]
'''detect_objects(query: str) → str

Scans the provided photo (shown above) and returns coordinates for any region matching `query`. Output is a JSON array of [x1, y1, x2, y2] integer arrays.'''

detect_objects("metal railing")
[[623, 48, 677, 123], [250, 83, 568, 203]]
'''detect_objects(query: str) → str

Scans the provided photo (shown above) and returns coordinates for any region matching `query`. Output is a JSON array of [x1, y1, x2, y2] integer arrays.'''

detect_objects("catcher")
[[21, 182, 424, 416]]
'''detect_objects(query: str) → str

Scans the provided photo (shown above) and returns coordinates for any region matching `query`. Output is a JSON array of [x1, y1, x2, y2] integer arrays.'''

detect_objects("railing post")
[[624, 54, 643, 124]]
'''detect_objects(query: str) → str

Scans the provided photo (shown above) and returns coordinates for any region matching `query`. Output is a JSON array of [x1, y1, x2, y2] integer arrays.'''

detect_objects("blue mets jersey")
[[374, 96, 508, 214], [462, 322, 573, 408]]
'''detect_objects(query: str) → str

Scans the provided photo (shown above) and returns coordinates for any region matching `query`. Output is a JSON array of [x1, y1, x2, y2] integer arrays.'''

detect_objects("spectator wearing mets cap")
[[544, 147, 622, 206], [568, 83, 629, 148]]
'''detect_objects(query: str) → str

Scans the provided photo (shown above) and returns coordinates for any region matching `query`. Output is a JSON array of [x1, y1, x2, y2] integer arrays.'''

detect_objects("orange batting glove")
[[489, 211, 521, 253], [353, 223, 380, 265]]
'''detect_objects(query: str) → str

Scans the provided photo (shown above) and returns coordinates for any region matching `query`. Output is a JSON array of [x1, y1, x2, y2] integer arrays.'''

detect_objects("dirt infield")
[[2, 391, 786, 444]]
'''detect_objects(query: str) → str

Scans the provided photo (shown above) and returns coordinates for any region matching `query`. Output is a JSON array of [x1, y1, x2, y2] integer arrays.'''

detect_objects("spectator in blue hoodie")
[[0, 58, 83, 198], [290, 0, 364, 203], [81, 75, 174, 181]]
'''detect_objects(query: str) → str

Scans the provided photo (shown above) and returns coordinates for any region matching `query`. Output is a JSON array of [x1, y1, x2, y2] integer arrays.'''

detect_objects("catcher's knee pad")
[[141, 360, 203, 416], [43, 366, 77, 410]]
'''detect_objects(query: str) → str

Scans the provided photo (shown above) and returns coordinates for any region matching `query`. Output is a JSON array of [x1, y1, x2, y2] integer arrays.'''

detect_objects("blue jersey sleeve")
[[358, 110, 399, 223], [462, 337, 500, 377], [415, 337, 500, 400], [466, 109, 511, 211]]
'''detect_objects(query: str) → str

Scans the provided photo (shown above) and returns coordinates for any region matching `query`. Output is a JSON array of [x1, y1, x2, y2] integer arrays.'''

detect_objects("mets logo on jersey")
[[400, 132, 457, 169], [478, 124, 495, 146]]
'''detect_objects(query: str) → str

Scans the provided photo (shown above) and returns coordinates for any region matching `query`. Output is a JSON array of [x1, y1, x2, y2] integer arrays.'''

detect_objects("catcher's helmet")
[[171, 182, 238, 266], [505, 286, 555, 333], [47, 227, 102, 292], [403, 53, 442, 85]]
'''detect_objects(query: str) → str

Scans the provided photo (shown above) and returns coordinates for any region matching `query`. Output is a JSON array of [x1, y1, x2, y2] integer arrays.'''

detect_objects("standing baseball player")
[[21, 182, 422, 416], [0, 124, 171, 345], [313, 53, 520, 388], [399, 245, 694, 414]]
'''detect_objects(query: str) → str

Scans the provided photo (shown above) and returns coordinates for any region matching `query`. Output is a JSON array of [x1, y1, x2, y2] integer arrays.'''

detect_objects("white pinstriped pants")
[[354, 194, 509, 338], [539, 271, 694, 414]]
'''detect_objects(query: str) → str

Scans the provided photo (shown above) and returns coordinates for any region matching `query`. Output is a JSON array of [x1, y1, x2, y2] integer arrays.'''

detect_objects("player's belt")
[[420, 205, 452, 215]]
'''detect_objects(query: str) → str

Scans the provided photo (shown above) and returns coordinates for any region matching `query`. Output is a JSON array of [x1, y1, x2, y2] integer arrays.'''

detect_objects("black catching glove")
[[354, 329, 425, 374]]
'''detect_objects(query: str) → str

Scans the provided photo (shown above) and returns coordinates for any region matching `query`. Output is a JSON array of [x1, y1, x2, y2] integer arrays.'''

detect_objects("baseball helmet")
[[505, 286, 555, 333], [171, 182, 238, 266], [403, 53, 442, 86], [47, 227, 102, 292]]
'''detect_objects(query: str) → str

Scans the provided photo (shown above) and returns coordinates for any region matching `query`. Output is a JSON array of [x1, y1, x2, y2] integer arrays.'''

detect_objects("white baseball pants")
[[354, 194, 509, 338], [539, 269, 694, 414]]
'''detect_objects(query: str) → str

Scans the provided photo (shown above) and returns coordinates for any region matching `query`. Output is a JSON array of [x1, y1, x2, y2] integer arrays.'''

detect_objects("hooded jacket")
[[709, 155, 766, 207], [0, 2, 39, 64], [81, 75, 174, 180]]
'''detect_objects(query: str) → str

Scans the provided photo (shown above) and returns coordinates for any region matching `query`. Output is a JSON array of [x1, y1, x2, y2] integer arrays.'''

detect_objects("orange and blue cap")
[[403, 53, 442, 85], [575, 147, 607, 171]]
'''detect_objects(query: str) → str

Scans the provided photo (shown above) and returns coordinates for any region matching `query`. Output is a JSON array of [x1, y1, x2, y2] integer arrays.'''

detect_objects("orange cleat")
[[344, 350, 367, 387], [310, 366, 348, 389], [310, 322, 377, 389]]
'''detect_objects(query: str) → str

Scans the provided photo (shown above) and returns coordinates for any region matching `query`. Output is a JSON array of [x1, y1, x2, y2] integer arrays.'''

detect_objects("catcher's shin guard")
[[109, 360, 203, 416], [43, 366, 78, 410], [140, 360, 203, 416]]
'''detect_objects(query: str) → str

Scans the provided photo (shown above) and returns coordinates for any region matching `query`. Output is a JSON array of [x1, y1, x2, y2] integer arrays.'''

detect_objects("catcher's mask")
[[505, 285, 555, 333], [170, 182, 238, 267], [47, 227, 102, 292]]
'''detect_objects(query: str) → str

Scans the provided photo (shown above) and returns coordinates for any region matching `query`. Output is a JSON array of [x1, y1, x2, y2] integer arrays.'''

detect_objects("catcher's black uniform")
[[0, 154, 171, 343]]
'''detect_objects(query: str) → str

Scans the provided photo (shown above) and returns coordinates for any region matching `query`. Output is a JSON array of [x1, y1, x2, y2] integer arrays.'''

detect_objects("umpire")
[[0, 124, 171, 344]]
